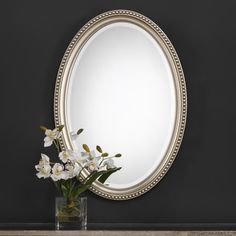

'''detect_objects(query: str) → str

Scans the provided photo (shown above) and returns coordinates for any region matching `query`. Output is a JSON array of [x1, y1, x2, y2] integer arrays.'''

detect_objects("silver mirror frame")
[[54, 10, 187, 200]]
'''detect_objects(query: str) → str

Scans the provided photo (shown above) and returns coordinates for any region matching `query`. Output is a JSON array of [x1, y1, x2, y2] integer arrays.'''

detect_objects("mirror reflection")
[[66, 22, 176, 189]]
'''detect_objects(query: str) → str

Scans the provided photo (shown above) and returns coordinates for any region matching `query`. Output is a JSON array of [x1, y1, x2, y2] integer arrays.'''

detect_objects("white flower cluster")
[[35, 127, 118, 181], [36, 150, 82, 181]]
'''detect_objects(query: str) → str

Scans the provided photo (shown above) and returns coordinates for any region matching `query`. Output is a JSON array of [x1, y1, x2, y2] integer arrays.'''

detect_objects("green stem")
[[56, 139, 62, 152], [53, 140, 60, 153]]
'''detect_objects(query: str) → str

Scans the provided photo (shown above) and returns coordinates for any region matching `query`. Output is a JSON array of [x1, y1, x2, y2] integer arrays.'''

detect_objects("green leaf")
[[77, 128, 84, 135], [74, 169, 121, 197], [39, 125, 47, 131], [68, 180, 76, 199], [82, 144, 90, 152], [115, 153, 122, 157], [101, 152, 109, 157], [70, 180, 82, 196], [98, 167, 121, 184], [74, 169, 119, 197], [61, 184, 68, 198], [74, 184, 90, 197], [57, 125, 64, 131], [84, 170, 106, 185], [74, 171, 105, 197], [96, 145, 103, 153]]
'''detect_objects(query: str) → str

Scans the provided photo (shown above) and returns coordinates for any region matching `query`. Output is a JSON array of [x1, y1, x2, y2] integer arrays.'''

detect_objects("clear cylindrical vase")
[[55, 196, 87, 230]]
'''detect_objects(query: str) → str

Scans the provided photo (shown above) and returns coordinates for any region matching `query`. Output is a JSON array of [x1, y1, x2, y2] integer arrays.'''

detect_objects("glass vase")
[[55, 196, 87, 230]]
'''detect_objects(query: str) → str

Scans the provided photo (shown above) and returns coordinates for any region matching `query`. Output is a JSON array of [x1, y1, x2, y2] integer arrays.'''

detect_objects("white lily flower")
[[35, 154, 51, 179], [44, 128, 60, 147], [51, 163, 66, 181], [59, 150, 77, 163], [104, 158, 116, 169], [38, 153, 50, 166], [35, 164, 51, 179], [65, 162, 81, 179]]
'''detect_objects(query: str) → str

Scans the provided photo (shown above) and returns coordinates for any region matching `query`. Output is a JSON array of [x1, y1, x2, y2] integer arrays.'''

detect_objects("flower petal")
[[41, 153, 50, 163], [44, 136, 53, 147]]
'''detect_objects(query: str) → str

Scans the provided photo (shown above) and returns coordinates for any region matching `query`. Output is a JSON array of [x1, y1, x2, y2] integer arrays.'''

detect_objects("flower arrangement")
[[35, 125, 121, 226]]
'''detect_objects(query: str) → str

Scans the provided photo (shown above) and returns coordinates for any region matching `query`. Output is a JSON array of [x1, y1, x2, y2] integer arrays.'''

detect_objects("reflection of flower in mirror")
[[104, 158, 116, 169], [70, 128, 84, 141], [70, 131, 78, 141], [81, 150, 101, 172], [77, 151, 91, 164]]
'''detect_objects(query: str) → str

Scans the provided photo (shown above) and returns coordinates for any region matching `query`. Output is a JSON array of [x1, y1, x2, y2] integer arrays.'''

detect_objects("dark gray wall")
[[1, 0, 236, 228]]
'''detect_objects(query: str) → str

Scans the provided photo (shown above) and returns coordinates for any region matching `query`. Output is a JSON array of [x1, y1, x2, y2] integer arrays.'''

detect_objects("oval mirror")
[[54, 10, 187, 200]]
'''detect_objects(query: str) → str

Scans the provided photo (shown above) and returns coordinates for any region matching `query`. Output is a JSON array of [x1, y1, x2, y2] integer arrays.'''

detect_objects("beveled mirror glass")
[[54, 10, 187, 200]]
